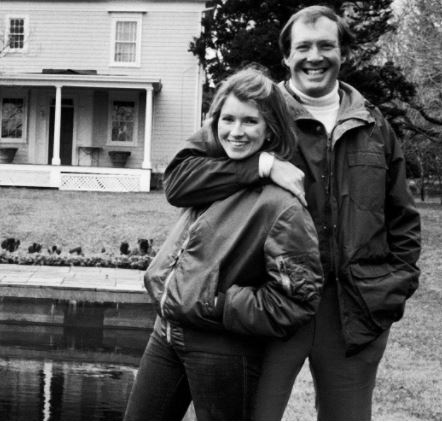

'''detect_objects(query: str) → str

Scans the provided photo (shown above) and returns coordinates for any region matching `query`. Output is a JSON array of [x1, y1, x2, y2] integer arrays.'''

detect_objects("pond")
[[0, 323, 150, 421]]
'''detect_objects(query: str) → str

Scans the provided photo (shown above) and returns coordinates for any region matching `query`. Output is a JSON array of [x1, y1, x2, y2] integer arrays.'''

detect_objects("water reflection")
[[0, 358, 137, 420], [0, 324, 150, 421]]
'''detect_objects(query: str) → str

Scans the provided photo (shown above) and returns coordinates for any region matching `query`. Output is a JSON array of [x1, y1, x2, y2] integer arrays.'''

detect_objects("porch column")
[[142, 86, 153, 169], [51, 84, 62, 165]]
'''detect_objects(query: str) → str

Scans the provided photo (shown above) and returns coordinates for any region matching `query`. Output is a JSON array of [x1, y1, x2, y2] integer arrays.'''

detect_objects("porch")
[[0, 71, 162, 192], [0, 163, 151, 191]]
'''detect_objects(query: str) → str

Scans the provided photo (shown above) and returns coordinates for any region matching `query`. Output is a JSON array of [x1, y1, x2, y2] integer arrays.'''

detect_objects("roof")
[[0, 72, 162, 92]]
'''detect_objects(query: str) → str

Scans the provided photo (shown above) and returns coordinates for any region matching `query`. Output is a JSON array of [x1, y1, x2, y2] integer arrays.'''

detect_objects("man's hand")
[[270, 157, 307, 206]]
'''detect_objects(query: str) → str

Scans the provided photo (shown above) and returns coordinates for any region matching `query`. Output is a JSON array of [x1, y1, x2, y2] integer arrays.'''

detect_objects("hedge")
[[0, 250, 153, 270]]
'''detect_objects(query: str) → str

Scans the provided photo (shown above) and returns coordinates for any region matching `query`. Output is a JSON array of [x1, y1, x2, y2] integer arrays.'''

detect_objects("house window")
[[5, 16, 28, 52], [108, 95, 138, 145], [110, 15, 142, 66], [1, 96, 26, 142]]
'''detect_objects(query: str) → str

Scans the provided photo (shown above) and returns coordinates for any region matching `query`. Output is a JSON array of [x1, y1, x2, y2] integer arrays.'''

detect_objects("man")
[[163, 5, 421, 420]]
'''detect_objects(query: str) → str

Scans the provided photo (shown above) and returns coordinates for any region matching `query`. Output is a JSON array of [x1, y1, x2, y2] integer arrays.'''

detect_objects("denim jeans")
[[253, 282, 390, 421], [124, 318, 262, 421]]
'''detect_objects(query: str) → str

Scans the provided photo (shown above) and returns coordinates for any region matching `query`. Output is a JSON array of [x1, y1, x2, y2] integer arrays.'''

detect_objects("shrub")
[[0, 250, 154, 270]]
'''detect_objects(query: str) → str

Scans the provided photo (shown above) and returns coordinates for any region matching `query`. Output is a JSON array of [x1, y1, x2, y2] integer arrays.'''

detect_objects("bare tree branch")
[[411, 103, 442, 126]]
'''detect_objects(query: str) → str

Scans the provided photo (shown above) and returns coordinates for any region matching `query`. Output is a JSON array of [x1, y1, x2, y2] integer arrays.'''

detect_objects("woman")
[[124, 67, 323, 421]]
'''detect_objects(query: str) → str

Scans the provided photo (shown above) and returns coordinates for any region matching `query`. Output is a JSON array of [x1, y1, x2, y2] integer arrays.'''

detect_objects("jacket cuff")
[[234, 154, 261, 184]]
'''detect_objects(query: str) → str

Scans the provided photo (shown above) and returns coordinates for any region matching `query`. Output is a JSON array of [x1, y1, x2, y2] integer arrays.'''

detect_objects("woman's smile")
[[228, 139, 250, 147]]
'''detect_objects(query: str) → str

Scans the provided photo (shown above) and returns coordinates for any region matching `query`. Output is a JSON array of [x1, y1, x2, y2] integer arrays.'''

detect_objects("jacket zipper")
[[328, 116, 361, 275], [159, 235, 191, 318], [327, 133, 337, 276], [166, 320, 171, 343], [160, 235, 191, 345]]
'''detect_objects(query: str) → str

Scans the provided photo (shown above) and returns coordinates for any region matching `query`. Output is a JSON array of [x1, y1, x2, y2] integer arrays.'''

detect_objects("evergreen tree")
[[190, 0, 415, 119]]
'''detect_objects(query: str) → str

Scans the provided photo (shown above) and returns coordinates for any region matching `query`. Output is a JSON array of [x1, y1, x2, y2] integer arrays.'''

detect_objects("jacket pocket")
[[350, 263, 406, 330], [163, 263, 222, 327], [347, 151, 387, 211], [144, 254, 177, 308]]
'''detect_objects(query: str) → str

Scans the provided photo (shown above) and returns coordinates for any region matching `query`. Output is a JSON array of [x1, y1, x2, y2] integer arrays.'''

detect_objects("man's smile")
[[303, 68, 327, 76]]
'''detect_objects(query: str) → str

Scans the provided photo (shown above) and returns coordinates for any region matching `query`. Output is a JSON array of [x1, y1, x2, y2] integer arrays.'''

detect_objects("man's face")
[[284, 16, 342, 97]]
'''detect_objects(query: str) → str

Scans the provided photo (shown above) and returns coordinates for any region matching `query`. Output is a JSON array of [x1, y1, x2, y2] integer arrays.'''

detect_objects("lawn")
[[0, 187, 180, 256], [1, 187, 441, 420]]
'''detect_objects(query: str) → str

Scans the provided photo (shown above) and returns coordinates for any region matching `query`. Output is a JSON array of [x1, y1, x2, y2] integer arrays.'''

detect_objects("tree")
[[380, 0, 442, 200], [190, 0, 415, 117], [384, 0, 442, 128], [0, 31, 10, 57]]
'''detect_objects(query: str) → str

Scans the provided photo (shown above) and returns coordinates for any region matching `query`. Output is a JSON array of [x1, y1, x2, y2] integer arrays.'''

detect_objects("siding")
[[0, 1, 204, 169]]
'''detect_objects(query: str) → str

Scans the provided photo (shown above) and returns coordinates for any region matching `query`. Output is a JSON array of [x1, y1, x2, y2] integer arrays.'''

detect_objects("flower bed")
[[0, 236, 156, 270], [0, 250, 153, 270]]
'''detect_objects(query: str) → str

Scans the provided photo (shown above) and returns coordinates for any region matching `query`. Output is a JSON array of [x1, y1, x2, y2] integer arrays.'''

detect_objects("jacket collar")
[[336, 81, 375, 124], [279, 80, 376, 136], [279, 81, 375, 124]]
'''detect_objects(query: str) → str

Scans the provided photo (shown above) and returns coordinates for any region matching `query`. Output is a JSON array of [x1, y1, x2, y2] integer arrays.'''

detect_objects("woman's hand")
[[270, 157, 307, 206]]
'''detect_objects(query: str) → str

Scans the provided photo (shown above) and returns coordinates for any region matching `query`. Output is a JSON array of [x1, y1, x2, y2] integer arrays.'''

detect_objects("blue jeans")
[[253, 282, 390, 421], [124, 318, 262, 420]]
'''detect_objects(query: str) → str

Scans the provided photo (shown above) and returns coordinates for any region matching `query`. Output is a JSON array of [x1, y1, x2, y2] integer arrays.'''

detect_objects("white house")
[[0, 0, 206, 191]]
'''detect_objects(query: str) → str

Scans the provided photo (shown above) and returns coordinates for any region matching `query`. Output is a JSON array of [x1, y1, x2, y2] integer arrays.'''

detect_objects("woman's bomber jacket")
[[162, 81, 421, 355], [145, 183, 324, 339]]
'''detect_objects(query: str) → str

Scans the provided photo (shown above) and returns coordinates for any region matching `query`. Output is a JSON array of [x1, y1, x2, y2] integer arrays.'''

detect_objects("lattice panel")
[[0, 170, 52, 187], [60, 173, 140, 192]]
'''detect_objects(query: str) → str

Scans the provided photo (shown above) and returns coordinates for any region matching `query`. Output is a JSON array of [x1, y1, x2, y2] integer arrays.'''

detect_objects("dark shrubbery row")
[[0, 250, 153, 270], [0, 237, 156, 270]]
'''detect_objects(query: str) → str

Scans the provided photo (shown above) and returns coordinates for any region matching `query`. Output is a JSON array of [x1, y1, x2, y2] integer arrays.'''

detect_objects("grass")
[[0, 187, 179, 255], [1, 187, 441, 420]]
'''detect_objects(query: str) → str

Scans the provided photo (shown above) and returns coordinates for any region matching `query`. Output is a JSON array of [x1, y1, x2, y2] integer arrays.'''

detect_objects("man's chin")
[[300, 84, 327, 98], [298, 77, 338, 97]]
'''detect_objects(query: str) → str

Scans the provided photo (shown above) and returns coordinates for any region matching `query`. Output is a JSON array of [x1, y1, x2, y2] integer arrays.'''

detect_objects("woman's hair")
[[208, 66, 296, 161], [279, 5, 354, 59]]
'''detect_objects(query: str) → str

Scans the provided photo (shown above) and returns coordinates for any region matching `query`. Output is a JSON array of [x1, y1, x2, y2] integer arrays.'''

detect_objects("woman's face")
[[217, 94, 268, 160]]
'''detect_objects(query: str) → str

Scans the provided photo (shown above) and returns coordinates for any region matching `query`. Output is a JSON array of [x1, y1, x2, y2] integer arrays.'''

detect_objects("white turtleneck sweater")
[[289, 80, 340, 135], [259, 80, 341, 178]]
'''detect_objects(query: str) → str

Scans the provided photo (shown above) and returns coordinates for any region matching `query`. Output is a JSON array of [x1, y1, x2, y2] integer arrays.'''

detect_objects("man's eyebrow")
[[293, 38, 338, 45]]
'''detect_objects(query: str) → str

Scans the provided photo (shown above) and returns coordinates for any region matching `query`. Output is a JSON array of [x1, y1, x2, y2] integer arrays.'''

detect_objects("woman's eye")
[[221, 116, 234, 122], [244, 118, 258, 124]]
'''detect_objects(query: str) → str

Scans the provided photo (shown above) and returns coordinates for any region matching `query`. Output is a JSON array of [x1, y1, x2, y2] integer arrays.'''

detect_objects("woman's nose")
[[230, 121, 244, 137]]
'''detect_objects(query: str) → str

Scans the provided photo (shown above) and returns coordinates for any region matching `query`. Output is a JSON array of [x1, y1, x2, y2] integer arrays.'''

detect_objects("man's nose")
[[307, 45, 322, 61]]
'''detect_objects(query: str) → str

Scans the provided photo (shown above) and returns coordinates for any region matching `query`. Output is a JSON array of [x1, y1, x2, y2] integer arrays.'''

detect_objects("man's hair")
[[279, 5, 354, 58], [208, 66, 296, 161]]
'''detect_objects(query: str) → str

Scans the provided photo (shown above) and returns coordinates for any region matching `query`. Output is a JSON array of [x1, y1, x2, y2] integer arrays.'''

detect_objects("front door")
[[48, 99, 74, 165]]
